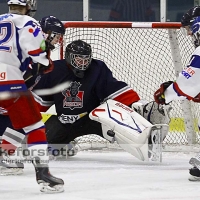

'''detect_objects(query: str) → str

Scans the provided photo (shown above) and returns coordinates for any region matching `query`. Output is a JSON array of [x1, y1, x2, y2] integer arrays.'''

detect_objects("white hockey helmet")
[[7, 0, 37, 17]]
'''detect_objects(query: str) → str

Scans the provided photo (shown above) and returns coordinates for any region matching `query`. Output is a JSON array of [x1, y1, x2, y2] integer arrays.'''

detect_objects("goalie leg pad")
[[114, 125, 164, 161], [90, 99, 168, 162], [114, 126, 152, 148], [115, 131, 149, 161]]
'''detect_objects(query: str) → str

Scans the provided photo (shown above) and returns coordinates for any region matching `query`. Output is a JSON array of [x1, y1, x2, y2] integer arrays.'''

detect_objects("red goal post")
[[55, 21, 200, 150]]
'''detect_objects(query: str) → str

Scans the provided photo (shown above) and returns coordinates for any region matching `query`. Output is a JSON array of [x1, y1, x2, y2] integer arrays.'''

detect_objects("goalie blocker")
[[89, 99, 169, 162]]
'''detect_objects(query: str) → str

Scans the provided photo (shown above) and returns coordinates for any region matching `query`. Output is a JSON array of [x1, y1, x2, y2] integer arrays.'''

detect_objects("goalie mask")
[[39, 15, 65, 50], [7, 0, 37, 17], [65, 40, 92, 78]]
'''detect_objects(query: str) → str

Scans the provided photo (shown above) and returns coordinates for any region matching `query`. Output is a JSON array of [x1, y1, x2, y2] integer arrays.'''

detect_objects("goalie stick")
[[0, 81, 71, 100]]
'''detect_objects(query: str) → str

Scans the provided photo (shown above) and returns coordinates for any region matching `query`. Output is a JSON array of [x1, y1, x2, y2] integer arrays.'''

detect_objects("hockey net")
[[51, 21, 200, 151]]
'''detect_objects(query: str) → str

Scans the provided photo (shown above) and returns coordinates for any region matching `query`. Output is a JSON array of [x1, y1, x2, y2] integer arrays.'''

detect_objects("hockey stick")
[[0, 81, 71, 100], [34, 81, 71, 96]]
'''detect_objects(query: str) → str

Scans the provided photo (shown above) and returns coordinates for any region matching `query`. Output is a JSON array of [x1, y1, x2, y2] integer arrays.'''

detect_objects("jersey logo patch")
[[182, 67, 195, 79], [62, 81, 84, 110]]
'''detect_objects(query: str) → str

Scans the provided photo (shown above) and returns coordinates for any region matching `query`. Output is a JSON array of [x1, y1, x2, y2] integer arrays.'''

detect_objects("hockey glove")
[[154, 81, 173, 105], [29, 59, 53, 77], [38, 49, 54, 74], [38, 58, 54, 74], [31, 49, 53, 76]]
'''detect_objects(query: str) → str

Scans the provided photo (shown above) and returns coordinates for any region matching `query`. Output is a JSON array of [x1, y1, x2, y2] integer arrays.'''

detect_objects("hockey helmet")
[[39, 15, 65, 50], [191, 16, 200, 47], [65, 40, 92, 78], [7, 0, 37, 17], [181, 6, 200, 27]]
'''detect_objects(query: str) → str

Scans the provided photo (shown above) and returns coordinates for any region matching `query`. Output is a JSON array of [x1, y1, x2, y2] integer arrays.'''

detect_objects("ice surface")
[[1, 151, 200, 200]]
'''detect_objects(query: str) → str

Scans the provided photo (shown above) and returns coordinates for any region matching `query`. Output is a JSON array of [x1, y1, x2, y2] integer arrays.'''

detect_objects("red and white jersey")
[[0, 13, 48, 92], [165, 46, 200, 103]]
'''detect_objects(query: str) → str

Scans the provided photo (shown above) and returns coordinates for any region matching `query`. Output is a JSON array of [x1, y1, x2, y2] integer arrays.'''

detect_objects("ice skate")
[[0, 155, 24, 176], [189, 157, 200, 169], [32, 157, 64, 193], [189, 167, 200, 181], [188, 156, 200, 181]]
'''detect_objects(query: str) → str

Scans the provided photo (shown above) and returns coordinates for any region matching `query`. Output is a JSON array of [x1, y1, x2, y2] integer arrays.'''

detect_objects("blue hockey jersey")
[[27, 59, 140, 124]]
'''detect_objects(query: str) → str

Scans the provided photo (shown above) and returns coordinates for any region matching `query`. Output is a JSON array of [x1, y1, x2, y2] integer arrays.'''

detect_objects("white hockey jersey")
[[0, 13, 48, 92], [165, 46, 200, 103]]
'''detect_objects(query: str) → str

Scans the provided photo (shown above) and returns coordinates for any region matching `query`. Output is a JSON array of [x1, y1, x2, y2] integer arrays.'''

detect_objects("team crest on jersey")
[[62, 81, 84, 110]]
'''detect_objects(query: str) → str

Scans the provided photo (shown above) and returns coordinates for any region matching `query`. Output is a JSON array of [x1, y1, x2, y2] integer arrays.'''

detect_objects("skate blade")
[[0, 167, 23, 176], [148, 150, 159, 161], [188, 174, 200, 181], [148, 131, 162, 162], [39, 182, 64, 193]]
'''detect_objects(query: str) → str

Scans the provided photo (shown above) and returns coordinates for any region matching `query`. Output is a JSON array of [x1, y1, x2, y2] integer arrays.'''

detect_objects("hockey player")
[[154, 7, 200, 182], [0, 0, 64, 193], [26, 40, 170, 162], [0, 14, 65, 176]]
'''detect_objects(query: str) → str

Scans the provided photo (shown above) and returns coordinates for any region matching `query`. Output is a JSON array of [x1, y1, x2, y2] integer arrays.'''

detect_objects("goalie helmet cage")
[[58, 21, 200, 152]]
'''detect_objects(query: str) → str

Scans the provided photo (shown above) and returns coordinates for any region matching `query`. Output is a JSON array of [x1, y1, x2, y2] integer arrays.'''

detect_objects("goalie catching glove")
[[154, 81, 173, 105]]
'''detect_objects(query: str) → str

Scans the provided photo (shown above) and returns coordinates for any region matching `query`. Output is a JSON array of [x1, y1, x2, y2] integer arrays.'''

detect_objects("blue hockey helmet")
[[39, 15, 65, 50]]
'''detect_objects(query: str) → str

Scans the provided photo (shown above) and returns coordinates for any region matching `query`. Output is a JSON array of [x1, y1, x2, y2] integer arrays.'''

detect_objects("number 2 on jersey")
[[0, 22, 12, 52]]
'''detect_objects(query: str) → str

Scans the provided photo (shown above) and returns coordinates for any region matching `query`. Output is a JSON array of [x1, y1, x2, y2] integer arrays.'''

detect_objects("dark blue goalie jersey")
[[26, 59, 140, 124]]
